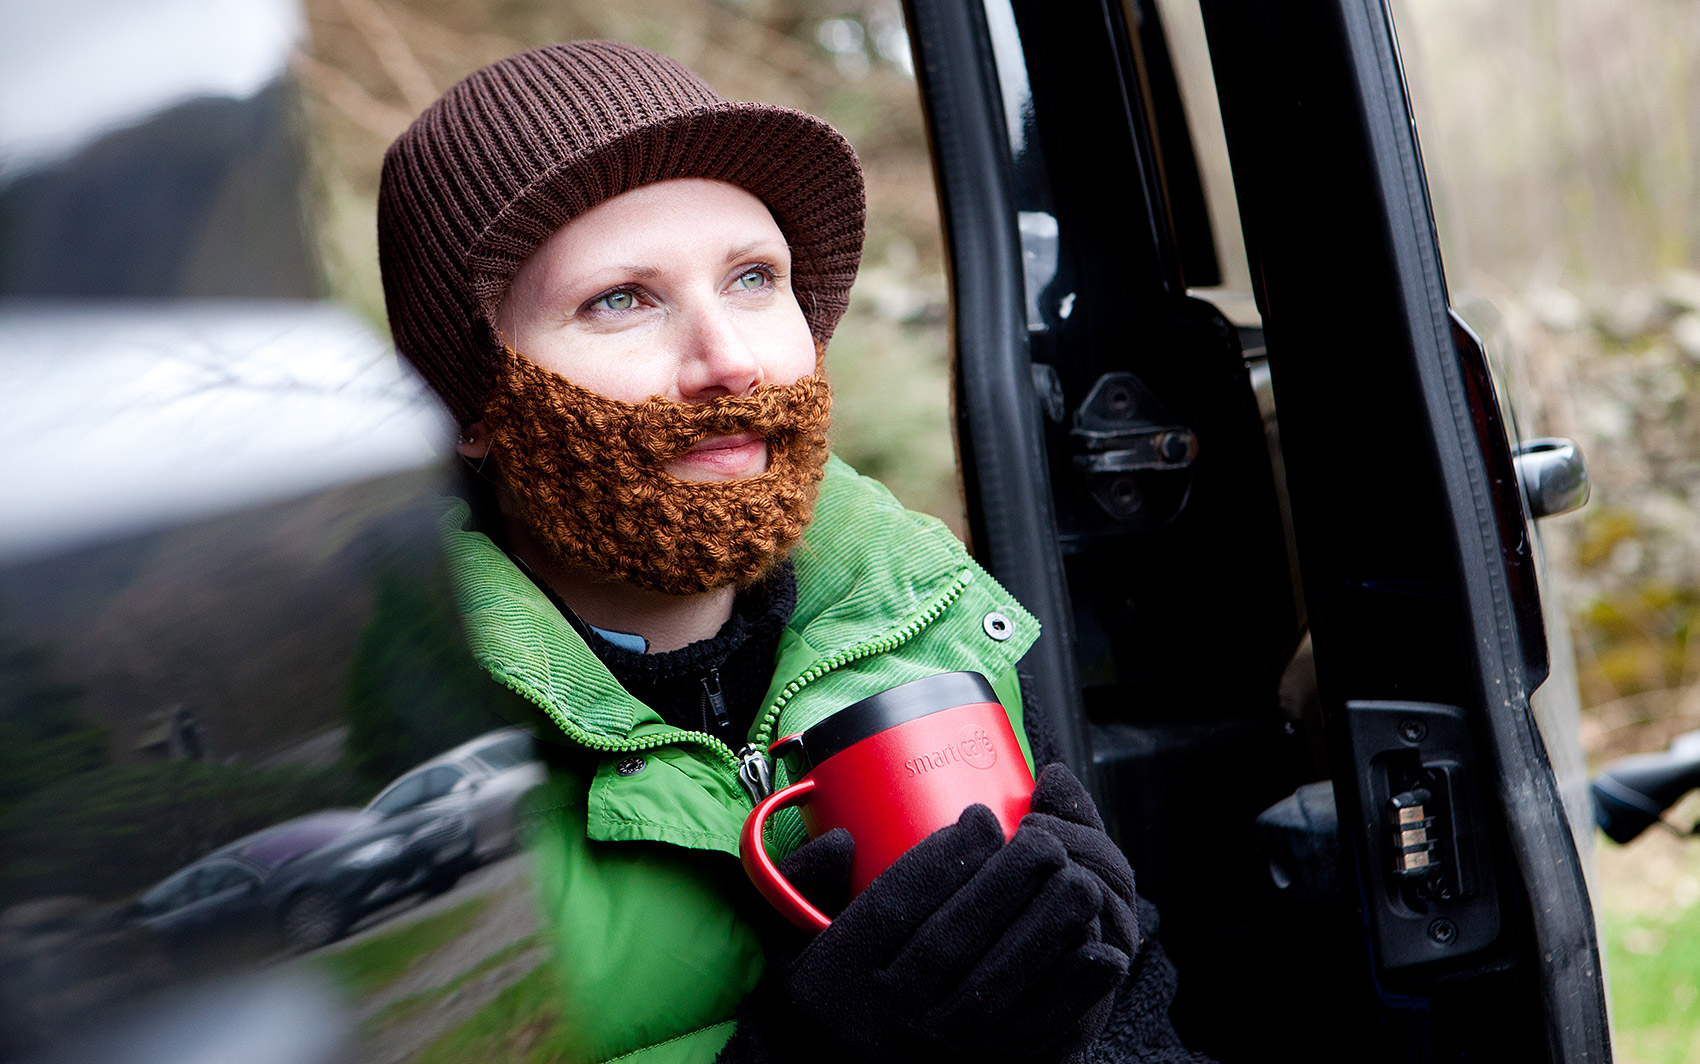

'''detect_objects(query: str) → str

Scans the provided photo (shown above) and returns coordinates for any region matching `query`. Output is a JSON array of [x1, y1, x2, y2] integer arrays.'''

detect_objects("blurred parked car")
[[362, 727, 544, 864], [125, 804, 473, 954], [124, 811, 357, 954]]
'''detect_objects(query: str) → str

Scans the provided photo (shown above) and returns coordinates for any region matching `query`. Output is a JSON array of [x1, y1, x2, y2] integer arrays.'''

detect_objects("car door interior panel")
[[909, 0, 1611, 1060]]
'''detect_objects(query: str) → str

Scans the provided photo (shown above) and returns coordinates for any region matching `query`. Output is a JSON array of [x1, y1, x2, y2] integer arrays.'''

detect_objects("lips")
[[669, 432, 768, 480], [688, 431, 760, 454]]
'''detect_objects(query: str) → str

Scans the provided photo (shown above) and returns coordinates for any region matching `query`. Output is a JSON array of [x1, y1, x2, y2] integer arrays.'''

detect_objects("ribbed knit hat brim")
[[378, 42, 866, 427]]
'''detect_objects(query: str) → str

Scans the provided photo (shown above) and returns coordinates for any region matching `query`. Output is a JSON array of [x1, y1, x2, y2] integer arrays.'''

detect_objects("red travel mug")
[[739, 671, 1035, 933]]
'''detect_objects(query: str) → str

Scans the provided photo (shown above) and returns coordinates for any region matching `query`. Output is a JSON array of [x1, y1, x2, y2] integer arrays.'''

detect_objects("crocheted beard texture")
[[484, 346, 832, 596]]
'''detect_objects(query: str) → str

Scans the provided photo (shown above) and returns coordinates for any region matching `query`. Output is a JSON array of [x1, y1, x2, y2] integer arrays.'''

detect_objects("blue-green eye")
[[593, 290, 636, 311], [734, 269, 770, 291]]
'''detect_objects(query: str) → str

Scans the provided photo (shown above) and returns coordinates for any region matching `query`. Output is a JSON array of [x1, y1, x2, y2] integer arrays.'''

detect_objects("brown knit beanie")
[[377, 41, 866, 427]]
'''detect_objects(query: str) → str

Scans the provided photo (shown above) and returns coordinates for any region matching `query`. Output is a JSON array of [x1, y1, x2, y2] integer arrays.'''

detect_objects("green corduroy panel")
[[771, 457, 1038, 734], [524, 770, 763, 1063], [751, 459, 1041, 857], [440, 500, 651, 743]]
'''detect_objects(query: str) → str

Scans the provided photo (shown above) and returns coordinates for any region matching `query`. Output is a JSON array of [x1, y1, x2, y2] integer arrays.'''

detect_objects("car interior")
[[906, 0, 1606, 1060]]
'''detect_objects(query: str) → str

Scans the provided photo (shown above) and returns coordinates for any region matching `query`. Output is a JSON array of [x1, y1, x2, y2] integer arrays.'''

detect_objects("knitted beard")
[[483, 348, 832, 596]]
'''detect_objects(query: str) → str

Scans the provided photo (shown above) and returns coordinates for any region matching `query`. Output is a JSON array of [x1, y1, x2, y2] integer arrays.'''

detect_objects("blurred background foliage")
[[342, 562, 513, 789], [0, 631, 105, 827], [0, 759, 363, 906], [0, 474, 486, 906], [284, 0, 1700, 1058]]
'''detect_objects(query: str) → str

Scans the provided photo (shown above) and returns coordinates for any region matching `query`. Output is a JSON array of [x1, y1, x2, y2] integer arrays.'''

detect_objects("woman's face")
[[494, 178, 817, 483]]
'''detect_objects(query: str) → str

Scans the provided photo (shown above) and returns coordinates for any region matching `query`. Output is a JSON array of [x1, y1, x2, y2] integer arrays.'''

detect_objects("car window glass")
[[369, 772, 426, 816], [187, 867, 220, 901], [471, 733, 533, 771], [140, 868, 197, 913], [419, 765, 464, 802], [196, 862, 257, 896], [1149, 0, 1252, 293]]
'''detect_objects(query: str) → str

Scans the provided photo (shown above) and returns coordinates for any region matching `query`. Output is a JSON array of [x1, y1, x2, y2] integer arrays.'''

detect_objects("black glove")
[[1081, 898, 1219, 1064], [1025, 762, 1141, 960], [721, 763, 1136, 1064]]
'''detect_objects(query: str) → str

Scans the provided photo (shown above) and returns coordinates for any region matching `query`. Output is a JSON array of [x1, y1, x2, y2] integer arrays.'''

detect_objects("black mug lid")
[[771, 670, 999, 774]]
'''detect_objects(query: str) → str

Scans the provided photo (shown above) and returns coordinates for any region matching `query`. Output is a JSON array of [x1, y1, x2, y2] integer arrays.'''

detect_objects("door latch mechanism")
[[1344, 700, 1500, 974], [1069, 372, 1197, 526]]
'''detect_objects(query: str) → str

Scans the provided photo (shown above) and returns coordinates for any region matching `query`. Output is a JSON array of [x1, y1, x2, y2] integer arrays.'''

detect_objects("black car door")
[[147, 860, 262, 944], [904, 1, 1609, 1061]]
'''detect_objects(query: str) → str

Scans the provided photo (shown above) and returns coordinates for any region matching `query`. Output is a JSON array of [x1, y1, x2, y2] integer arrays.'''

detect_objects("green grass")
[[415, 962, 576, 1064], [363, 932, 543, 1033], [317, 895, 493, 998], [1605, 896, 1700, 1063]]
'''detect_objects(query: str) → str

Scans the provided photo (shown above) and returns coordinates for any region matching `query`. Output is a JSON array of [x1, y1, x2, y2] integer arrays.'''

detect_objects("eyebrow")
[[557, 240, 788, 305], [602, 243, 781, 280], [722, 242, 776, 263]]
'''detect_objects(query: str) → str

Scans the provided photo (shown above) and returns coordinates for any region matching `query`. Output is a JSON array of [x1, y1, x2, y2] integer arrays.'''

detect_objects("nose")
[[675, 300, 762, 401]]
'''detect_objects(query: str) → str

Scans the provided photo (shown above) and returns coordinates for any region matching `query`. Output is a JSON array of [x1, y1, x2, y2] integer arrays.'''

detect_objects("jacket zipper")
[[487, 673, 743, 775], [701, 670, 731, 733], [741, 569, 975, 793], [492, 568, 974, 809], [735, 743, 774, 805]]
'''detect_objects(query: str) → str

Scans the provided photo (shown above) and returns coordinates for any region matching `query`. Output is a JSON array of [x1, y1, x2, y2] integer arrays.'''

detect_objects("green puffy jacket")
[[443, 456, 1041, 1063]]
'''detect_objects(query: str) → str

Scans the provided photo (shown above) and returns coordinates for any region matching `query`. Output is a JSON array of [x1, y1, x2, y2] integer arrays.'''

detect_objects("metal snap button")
[[615, 755, 647, 777], [982, 611, 1013, 641]]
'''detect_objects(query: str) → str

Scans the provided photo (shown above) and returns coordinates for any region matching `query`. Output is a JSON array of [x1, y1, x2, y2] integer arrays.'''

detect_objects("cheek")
[[522, 335, 670, 404], [753, 304, 820, 386]]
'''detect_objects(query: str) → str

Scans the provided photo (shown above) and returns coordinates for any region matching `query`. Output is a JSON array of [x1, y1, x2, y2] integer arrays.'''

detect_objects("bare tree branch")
[[334, 0, 440, 114], [290, 48, 414, 140]]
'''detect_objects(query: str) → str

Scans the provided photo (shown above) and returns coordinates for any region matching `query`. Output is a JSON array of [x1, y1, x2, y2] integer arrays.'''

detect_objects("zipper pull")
[[701, 670, 731, 732], [736, 743, 774, 805]]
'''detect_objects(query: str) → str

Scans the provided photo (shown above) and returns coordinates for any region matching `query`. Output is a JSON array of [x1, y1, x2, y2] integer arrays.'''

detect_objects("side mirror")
[[1513, 437, 1589, 519], [1593, 730, 1700, 843]]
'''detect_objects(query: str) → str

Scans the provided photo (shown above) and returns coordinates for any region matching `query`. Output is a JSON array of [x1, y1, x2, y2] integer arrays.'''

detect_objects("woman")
[[377, 40, 1206, 1064]]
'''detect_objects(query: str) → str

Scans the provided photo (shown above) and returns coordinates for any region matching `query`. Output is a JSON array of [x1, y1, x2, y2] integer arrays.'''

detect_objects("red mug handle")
[[739, 777, 831, 934]]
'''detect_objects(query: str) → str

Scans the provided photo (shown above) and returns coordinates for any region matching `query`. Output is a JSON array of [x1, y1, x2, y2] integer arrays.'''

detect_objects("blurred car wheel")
[[280, 890, 347, 953]]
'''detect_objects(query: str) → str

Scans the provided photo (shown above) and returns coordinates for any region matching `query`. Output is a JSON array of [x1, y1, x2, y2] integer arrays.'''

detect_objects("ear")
[[457, 420, 492, 459]]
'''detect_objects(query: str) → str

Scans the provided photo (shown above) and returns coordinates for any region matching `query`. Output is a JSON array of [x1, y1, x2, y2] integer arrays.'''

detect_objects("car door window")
[[138, 868, 198, 914], [193, 862, 257, 898], [369, 772, 427, 816], [470, 733, 533, 772], [418, 765, 464, 802]]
